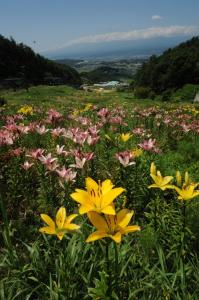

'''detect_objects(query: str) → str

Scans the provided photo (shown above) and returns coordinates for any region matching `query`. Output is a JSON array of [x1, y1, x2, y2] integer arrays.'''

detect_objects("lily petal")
[[101, 179, 114, 195], [56, 207, 66, 229], [79, 204, 94, 214], [117, 209, 134, 228], [86, 177, 98, 191], [63, 223, 80, 231], [110, 232, 122, 243], [39, 226, 56, 235], [86, 231, 108, 242], [65, 214, 78, 224], [102, 187, 125, 207], [101, 205, 116, 215], [40, 214, 55, 229], [87, 212, 109, 231], [123, 225, 141, 234]]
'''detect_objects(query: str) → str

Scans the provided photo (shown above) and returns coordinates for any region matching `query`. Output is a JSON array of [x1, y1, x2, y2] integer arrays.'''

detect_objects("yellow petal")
[[150, 174, 159, 185], [101, 179, 114, 195], [79, 204, 94, 214], [161, 176, 173, 186], [56, 232, 64, 240], [86, 231, 108, 242], [87, 212, 108, 231], [176, 171, 182, 186], [70, 190, 89, 204], [63, 223, 80, 231], [40, 214, 55, 229], [110, 232, 122, 243], [123, 225, 141, 234], [101, 205, 116, 215], [102, 187, 125, 207], [117, 209, 134, 228], [185, 172, 189, 185], [39, 226, 56, 235], [56, 207, 66, 229], [64, 214, 78, 224], [86, 177, 98, 191], [150, 162, 156, 176], [148, 184, 158, 189]]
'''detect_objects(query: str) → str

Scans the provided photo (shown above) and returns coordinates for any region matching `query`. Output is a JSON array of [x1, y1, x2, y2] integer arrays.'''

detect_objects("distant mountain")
[[135, 36, 199, 93], [0, 35, 81, 88], [42, 36, 195, 60]]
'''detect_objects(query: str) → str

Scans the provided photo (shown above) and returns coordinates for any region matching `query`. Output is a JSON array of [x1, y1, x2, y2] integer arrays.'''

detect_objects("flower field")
[[1, 87, 199, 299]]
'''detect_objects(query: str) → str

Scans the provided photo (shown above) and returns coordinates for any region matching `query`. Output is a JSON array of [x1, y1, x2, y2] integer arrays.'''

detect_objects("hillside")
[[0, 35, 81, 88], [135, 37, 199, 93]]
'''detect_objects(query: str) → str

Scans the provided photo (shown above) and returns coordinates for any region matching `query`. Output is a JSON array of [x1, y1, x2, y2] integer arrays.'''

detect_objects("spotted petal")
[[40, 214, 55, 229]]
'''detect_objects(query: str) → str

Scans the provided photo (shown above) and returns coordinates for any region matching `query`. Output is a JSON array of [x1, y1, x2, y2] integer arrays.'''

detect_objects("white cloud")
[[152, 15, 163, 20], [63, 25, 198, 48]]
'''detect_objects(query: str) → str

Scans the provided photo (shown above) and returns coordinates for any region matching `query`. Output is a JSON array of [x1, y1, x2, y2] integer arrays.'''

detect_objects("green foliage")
[[0, 35, 81, 88], [135, 37, 199, 94], [134, 86, 152, 99], [173, 84, 199, 102]]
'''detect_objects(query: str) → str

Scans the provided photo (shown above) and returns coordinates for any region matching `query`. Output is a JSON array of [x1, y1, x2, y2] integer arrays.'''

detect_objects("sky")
[[0, 0, 199, 53]]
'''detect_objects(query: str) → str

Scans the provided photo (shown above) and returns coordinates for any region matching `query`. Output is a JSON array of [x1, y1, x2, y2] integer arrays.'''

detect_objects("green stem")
[[154, 196, 157, 231], [106, 241, 111, 297], [114, 243, 119, 296], [182, 200, 186, 288]]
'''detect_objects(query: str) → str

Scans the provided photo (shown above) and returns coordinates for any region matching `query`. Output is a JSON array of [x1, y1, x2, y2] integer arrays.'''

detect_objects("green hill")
[[135, 37, 199, 93], [0, 35, 81, 88]]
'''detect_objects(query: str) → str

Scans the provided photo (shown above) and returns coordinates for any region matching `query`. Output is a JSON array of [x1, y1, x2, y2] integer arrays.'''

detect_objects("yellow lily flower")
[[176, 171, 182, 187], [174, 183, 199, 201], [70, 177, 125, 215], [121, 133, 132, 142], [39, 207, 80, 240], [131, 148, 143, 158], [148, 162, 173, 191], [86, 209, 140, 243], [173, 171, 199, 201], [150, 162, 156, 175]]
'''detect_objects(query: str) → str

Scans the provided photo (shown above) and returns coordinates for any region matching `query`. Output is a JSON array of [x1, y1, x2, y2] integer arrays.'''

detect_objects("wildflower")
[[35, 125, 49, 135], [69, 157, 87, 169], [17, 105, 33, 115], [131, 148, 143, 158], [120, 133, 132, 142], [70, 177, 125, 215], [26, 148, 45, 159], [56, 167, 77, 183], [39, 207, 80, 240], [148, 162, 173, 190], [174, 184, 199, 201], [21, 161, 34, 170], [115, 151, 135, 167], [86, 209, 140, 243], [56, 145, 69, 156], [173, 171, 199, 201], [138, 138, 160, 153]]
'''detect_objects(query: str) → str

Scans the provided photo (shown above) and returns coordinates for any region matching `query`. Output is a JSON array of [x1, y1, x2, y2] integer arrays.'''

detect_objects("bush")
[[134, 86, 152, 99], [0, 97, 7, 106]]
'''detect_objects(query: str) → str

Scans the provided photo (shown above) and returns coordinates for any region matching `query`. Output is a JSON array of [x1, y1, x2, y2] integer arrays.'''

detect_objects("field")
[[1, 85, 199, 299]]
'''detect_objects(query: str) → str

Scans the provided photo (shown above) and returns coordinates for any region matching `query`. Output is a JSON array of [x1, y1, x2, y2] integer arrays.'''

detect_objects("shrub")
[[134, 86, 152, 99], [0, 97, 7, 106]]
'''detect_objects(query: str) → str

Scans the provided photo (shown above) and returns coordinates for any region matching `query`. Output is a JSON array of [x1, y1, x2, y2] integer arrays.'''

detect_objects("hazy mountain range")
[[42, 35, 196, 60]]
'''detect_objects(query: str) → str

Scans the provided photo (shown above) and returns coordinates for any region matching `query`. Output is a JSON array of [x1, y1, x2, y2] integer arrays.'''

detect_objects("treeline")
[[135, 37, 199, 94], [0, 35, 81, 89], [81, 66, 132, 83]]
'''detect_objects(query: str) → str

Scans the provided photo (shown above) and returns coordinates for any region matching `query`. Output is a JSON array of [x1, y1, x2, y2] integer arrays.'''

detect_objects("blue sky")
[[0, 0, 199, 53]]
